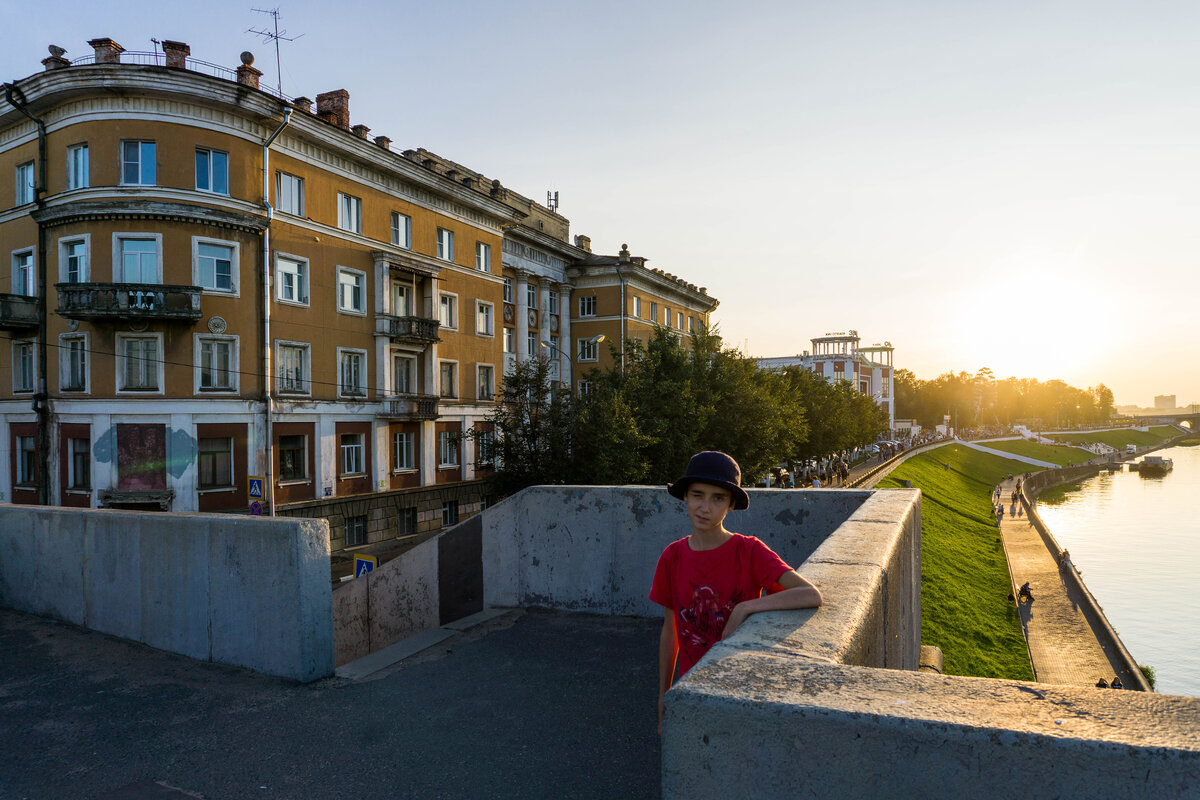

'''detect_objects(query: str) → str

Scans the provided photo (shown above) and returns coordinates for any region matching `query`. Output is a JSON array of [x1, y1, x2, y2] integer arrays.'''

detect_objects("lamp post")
[[541, 334, 604, 391]]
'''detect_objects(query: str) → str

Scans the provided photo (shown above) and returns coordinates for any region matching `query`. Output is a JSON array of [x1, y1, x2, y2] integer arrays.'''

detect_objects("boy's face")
[[685, 482, 733, 535]]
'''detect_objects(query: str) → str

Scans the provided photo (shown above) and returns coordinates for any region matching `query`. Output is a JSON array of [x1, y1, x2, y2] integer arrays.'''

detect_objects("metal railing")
[[376, 315, 441, 343], [379, 394, 440, 421], [56, 282, 203, 322], [68, 51, 292, 102]]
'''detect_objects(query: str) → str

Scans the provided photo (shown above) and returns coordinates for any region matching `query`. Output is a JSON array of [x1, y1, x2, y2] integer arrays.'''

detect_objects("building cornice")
[[31, 196, 267, 233]]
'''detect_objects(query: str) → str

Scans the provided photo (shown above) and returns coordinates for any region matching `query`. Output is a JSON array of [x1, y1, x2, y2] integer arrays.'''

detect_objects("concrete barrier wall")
[[0, 505, 334, 682]]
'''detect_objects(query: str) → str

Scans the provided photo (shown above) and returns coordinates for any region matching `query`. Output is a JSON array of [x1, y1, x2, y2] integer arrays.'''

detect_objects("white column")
[[171, 412, 196, 512], [539, 283, 551, 350], [559, 285, 572, 387], [374, 419, 390, 491], [461, 413, 476, 481], [421, 420, 437, 487], [317, 414, 337, 498], [515, 270, 529, 360]]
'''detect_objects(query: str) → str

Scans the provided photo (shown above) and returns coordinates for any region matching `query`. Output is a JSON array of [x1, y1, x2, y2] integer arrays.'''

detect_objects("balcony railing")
[[379, 394, 440, 421], [0, 294, 39, 330], [56, 283, 203, 323], [376, 315, 440, 345]]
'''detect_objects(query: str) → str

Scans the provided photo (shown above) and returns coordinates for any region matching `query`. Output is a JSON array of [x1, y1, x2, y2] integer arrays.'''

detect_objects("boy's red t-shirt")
[[649, 533, 792, 676]]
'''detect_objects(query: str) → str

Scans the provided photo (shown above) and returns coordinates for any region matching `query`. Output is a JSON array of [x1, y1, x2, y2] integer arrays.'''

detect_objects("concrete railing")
[[0, 505, 334, 682]]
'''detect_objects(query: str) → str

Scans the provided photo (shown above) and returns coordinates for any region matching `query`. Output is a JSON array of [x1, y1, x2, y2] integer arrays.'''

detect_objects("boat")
[[1138, 455, 1173, 477]]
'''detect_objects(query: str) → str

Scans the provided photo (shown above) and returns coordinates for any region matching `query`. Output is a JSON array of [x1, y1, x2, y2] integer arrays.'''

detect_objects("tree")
[[487, 356, 575, 496]]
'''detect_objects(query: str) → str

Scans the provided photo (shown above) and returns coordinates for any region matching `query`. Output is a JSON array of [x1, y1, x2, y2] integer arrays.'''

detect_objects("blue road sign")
[[354, 555, 377, 578], [249, 501, 263, 516], [248, 476, 265, 499]]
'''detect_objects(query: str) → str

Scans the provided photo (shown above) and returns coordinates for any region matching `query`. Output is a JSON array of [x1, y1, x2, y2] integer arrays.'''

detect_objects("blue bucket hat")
[[667, 451, 750, 510]]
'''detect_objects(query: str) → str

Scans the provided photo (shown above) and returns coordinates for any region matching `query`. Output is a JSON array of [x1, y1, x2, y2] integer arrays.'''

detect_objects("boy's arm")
[[658, 608, 677, 736], [721, 570, 822, 640]]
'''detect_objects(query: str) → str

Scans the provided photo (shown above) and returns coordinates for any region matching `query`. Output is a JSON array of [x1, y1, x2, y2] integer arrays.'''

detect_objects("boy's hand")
[[721, 603, 750, 640]]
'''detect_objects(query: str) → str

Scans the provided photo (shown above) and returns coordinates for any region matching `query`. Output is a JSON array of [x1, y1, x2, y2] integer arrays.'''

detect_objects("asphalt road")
[[0, 608, 662, 800]]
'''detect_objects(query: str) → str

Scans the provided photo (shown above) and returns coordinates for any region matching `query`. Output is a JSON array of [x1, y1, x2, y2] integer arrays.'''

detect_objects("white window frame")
[[278, 434, 309, 482], [391, 212, 412, 249], [438, 431, 459, 468], [677, 312, 684, 329], [196, 436, 235, 491], [194, 334, 239, 394], [12, 339, 35, 394], [527, 331, 539, 357], [436, 228, 455, 262], [274, 253, 309, 306], [475, 241, 491, 271], [664, 306, 672, 327], [476, 301, 494, 337], [337, 347, 368, 398], [633, 296, 642, 318], [337, 192, 363, 234], [650, 302, 658, 323], [15, 161, 35, 206], [391, 283, 411, 316], [578, 337, 599, 362], [438, 292, 458, 330], [59, 333, 89, 393], [15, 436, 36, 487], [58, 235, 90, 283], [578, 379, 594, 397], [275, 171, 304, 216], [11, 248, 35, 296], [392, 431, 416, 472], [689, 316, 696, 332], [549, 292, 559, 316], [503, 327, 515, 354], [475, 429, 495, 467], [115, 333, 164, 395], [67, 436, 91, 491], [579, 295, 596, 317], [276, 340, 311, 396], [340, 433, 366, 476], [194, 147, 229, 195], [439, 359, 458, 399], [113, 233, 163, 284], [120, 140, 156, 186], [503, 277, 513, 303], [441, 499, 459, 526], [336, 267, 367, 315], [477, 363, 495, 401], [527, 282, 538, 309], [192, 236, 240, 296], [392, 352, 417, 395], [67, 143, 89, 190]]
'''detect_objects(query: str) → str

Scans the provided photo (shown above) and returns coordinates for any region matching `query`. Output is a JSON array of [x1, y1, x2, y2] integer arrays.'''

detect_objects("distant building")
[[758, 330, 895, 430], [1154, 395, 1176, 410]]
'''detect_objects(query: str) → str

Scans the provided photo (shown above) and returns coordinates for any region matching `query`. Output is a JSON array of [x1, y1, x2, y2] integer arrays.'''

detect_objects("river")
[[1035, 443, 1200, 697]]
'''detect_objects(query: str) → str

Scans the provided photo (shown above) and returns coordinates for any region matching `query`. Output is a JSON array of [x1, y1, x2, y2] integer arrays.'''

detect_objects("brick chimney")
[[291, 96, 313, 113], [42, 45, 69, 71], [236, 52, 261, 89], [351, 124, 370, 139], [619, 244, 631, 263], [374, 135, 391, 150], [88, 38, 125, 64], [316, 90, 350, 130], [574, 235, 592, 253], [161, 40, 189, 69]]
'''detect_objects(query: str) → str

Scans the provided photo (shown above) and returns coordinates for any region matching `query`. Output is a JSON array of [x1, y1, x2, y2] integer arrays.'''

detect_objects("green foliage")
[[1048, 426, 1179, 449], [1139, 663, 1157, 690], [877, 445, 1038, 680], [486, 356, 576, 496], [977, 439, 1095, 466]]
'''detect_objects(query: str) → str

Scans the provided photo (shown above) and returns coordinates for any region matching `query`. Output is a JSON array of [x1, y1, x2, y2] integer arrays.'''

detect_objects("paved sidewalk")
[[995, 477, 1118, 687]]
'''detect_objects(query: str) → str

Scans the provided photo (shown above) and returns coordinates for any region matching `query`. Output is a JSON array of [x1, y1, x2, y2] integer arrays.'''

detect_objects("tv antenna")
[[547, 190, 559, 213], [247, 7, 304, 95]]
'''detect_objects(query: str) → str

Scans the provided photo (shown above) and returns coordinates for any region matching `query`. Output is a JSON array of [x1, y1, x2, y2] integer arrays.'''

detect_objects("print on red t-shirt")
[[649, 533, 791, 676]]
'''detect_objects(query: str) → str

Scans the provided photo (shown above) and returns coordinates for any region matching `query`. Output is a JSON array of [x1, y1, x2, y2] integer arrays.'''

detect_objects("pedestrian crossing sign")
[[248, 476, 264, 499], [354, 555, 377, 579]]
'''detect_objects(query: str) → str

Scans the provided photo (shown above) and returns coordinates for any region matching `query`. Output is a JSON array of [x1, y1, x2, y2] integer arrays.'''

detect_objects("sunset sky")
[[6, 0, 1197, 407]]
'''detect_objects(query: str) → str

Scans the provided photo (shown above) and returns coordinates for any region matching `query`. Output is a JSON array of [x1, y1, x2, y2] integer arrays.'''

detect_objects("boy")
[[650, 451, 822, 733]]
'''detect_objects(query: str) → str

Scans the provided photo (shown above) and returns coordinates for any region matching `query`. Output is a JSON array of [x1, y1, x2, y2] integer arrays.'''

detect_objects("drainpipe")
[[5, 81, 51, 506], [261, 106, 292, 516], [614, 246, 629, 375]]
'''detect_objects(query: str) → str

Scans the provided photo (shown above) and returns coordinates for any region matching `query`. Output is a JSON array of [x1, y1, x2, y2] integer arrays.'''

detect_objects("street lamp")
[[542, 334, 605, 392]]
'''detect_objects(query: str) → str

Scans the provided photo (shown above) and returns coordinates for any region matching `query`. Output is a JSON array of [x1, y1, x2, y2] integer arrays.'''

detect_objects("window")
[[67, 144, 89, 190], [477, 365, 495, 400], [439, 361, 457, 398], [277, 342, 310, 394], [436, 228, 454, 262], [578, 380, 594, 397], [340, 433, 365, 475], [195, 240, 236, 293], [118, 335, 161, 392], [475, 242, 491, 271], [391, 212, 411, 248], [503, 277, 513, 303], [438, 433, 459, 468], [476, 429, 495, 467], [337, 193, 362, 233], [398, 507, 418, 536], [688, 316, 696, 332], [117, 236, 160, 283], [68, 437, 90, 490], [633, 296, 642, 318], [275, 255, 308, 305], [476, 302, 493, 336], [578, 337, 599, 362], [61, 334, 88, 392], [197, 336, 236, 392], [276, 172, 304, 216], [579, 295, 596, 317], [195, 148, 229, 194], [345, 516, 367, 547], [13, 341, 35, 393], [549, 335, 560, 361], [279, 434, 308, 481], [392, 353, 415, 394], [438, 293, 457, 329], [15, 437, 36, 486], [60, 237, 88, 283], [677, 311, 684, 329], [197, 438, 233, 489], [339, 349, 367, 397], [650, 302, 658, 323], [527, 332, 538, 357], [503, 327, 515, 354], [121, 140, 156, 185], [12, 250, 35, 296], [441, 500, 459, 526], [526, 282, 538, 309], [664, 307, 672, 327], [392, 283, 410, 316], [881, 380, 890, 399], [549, 292, 559, 316], [337, 268, 366, 314], [393, 431, 415, 471], [15, 161, 35, 205]]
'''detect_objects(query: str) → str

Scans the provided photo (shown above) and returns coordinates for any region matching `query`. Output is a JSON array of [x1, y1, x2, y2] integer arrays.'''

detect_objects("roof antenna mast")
[[247, 7, 304, 95]]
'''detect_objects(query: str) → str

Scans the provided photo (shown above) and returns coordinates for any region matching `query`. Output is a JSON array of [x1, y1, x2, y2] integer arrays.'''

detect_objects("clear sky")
[[5, 0, 1197, 407]]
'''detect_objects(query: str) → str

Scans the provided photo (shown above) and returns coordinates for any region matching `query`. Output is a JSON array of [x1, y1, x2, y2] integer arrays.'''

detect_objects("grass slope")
[[1048, 426, 1178, 449], [975, 438, 1094, 466], [878, 445, 1036, 680]]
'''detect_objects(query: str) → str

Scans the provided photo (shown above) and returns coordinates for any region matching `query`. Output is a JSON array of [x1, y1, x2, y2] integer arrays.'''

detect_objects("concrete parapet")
[[0, 505, 333, 682]]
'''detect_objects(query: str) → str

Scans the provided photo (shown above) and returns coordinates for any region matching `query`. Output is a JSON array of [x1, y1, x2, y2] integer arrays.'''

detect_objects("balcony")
[[56, 283, 203, 323], [0, 294, 39, 331], [376, 315, 440, 345], [379, 394, 440, 421]]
